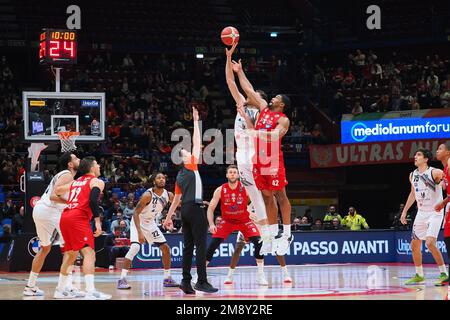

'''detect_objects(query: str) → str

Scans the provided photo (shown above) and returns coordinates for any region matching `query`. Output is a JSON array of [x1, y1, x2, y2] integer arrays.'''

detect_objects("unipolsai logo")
[[27, 236, 41, 257], [396, 239, 412, 255]]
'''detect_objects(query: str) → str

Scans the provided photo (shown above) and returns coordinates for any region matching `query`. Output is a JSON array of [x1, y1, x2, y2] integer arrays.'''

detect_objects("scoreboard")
[[39, 28, 77, 65]]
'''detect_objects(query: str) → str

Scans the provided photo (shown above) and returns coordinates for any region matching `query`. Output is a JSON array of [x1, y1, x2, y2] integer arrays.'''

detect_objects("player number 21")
[[68, 187, 82, 203]]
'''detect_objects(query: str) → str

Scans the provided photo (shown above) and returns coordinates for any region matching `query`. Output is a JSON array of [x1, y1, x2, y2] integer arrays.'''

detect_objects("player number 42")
[[272, 180, 279, 186]]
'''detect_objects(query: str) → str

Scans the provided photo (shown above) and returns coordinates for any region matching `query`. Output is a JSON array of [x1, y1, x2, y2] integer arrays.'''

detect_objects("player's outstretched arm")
[[225, 43, 246, 106], [50, 172, 73, 204], [207, 187, 222, 234], [133, 191, 152, 243], [192, 107, 201, 161], [233, 59, 267, 111], [251, 116, 290, 141], [90, 178, 105, 237]]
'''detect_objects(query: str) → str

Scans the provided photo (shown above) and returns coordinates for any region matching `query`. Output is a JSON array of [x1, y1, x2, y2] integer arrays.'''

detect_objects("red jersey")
[[444, 164, 450, 196], [220, 181, 249, 222], [254, 107, 286, 170], [64, 174, 96, 220]]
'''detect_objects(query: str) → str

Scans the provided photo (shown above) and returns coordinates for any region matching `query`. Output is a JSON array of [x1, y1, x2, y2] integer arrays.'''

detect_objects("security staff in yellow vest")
[[341, 206, 369, 231]]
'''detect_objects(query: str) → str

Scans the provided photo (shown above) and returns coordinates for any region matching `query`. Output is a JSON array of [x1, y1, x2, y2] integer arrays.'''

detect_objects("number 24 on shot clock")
[[39, 28, 77, 65]]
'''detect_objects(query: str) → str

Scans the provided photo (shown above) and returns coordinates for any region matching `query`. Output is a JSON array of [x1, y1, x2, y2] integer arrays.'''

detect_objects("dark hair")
[[444, 141, 450, 151], [150, 172, 165, 186], [416, 148, 433, 163], [279, 94, 291, 109], [256, 90, 268, 103], [78, 156, 96, 175], [226, 164, 238, 173], [59, 152, 74, 171]]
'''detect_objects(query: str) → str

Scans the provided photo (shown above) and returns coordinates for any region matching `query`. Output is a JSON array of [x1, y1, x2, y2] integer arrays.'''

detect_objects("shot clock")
[[39, 29, 77, 65]]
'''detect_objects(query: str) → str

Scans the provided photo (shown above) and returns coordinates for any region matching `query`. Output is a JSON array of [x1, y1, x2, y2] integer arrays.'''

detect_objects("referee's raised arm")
[[173, 107, 218, 294]]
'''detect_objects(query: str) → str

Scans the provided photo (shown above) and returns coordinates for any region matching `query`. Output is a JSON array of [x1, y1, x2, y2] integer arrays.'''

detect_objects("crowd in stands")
[[299, 47, 450, 120]]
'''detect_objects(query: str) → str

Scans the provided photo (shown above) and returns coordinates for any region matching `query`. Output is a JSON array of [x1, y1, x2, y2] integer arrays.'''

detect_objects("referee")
[[165, 107, 218, 294]]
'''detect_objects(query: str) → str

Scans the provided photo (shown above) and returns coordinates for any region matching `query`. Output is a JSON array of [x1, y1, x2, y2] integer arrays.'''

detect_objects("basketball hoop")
[[57, 131, 80, 153]]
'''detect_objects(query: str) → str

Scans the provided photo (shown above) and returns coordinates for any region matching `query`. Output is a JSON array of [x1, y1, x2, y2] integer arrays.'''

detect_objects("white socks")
[[227, 268, 235, 277], [27, 272, 38, 287], [121, 269, 129, 279], [257, 261, 264, 274], [57, 274, 68, 291], [415, 266, 424, 277], [85, 274, 95, 292], [269, 224, 279, 237], [283, 225, 291, 237], [438, 265, 447, 274], [281, 266, 289, 276], [260, 225, 270, 238], [164, 269, 171, 278]]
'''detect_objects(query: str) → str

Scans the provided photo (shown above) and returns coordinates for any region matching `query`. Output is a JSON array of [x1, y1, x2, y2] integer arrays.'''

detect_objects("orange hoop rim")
[[57, 131, 80, 140]]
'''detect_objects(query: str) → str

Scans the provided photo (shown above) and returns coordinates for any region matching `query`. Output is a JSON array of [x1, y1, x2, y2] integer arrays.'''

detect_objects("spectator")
[[291, 217, 302, 231], [311, 218, 323, 231], [331, 218, 343, 230], [119, 196, 127, 211], [11, 206, 24, 234], [2, 198, 16, 218], [303, 209, 313, 224], [390, 203, 411, 230], [104, 223, 130, 270], [214, 216, 222, 226], [341, 206, 369, 231], [323, 205, 343, 223], [123, 200, 135, 220], [110, 211, 130, 233], [342, 71, 356, 89]]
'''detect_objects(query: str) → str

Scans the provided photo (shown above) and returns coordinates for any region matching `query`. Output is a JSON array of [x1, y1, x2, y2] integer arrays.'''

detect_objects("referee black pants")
[[181, 202, 208, 284]]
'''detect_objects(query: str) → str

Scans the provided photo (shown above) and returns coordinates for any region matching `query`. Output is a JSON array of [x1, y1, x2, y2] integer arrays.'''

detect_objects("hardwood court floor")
[[0, 263, 448, 300]]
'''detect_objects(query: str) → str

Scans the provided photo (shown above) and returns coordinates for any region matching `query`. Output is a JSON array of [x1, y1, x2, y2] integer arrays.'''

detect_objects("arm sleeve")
[[175, 183, 182, 195], [89, 187, 101, 218]]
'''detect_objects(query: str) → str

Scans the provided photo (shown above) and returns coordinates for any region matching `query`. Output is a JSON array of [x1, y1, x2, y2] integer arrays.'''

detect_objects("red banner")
[[309, 139, 450, 168]]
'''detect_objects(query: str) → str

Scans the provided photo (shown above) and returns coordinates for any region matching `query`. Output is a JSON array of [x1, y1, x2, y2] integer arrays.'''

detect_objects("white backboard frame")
[[23, 91, 106, 142]]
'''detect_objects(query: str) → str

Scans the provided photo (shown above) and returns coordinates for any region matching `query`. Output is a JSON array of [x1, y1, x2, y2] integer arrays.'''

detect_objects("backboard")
[[22, 91, 106, 142]]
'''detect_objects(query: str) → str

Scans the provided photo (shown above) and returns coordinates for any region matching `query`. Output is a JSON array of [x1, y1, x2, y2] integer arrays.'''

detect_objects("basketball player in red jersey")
[[435, 142, 450, 292], [205, 165, 267, 285], [232, 59, 292, 256], [54, 156, 111, 300]]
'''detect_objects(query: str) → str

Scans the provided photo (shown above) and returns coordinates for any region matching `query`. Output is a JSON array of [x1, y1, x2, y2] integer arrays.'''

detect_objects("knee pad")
[[125, 243, 141, 261], [249, 237, 263, 260]]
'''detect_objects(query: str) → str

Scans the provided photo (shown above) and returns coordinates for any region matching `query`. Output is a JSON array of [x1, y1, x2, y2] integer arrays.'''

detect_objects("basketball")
[[221, 26, 239, 46]]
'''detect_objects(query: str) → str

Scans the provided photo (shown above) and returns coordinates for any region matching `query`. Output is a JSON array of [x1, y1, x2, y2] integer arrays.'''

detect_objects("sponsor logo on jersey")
[[30, 196, 41, 208]]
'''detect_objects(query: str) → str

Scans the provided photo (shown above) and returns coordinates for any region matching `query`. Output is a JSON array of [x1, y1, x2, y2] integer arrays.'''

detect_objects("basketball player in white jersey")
[[225, 42, 272, 254], [400, 148, 448, 285], [117, 172, 179, 289], [23, 152, 81, 296]]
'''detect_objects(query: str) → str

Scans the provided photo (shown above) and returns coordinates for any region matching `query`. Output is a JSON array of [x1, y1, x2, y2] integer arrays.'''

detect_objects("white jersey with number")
[[411, 167, 443, 212], [36, 170, 70, 212], [139, 188, 169, 223], [234, 106, 259, 165]]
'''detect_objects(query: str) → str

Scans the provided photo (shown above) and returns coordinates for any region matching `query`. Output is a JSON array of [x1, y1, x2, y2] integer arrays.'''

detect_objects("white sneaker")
[[53, 288, 76, 299], [108, 265, 115, 271], [23, 286, 44, 296], [224, 276, 233, 285], [85, 290, 112, 300], [259, 236, 272, 256], [273, 234, 293, 256], [67, 287, 86, 298], [258, 273, 269, 286], [283, 274, 293, 284]]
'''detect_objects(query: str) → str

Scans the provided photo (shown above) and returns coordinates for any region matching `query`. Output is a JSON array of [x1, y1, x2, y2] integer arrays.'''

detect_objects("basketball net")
[[28, 143, 48, 172], [57, 131, 80, 153]]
